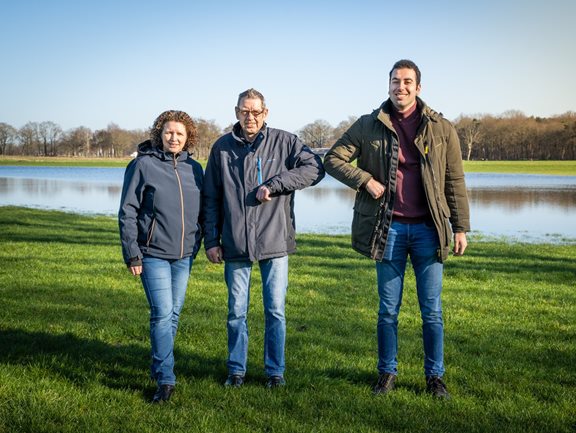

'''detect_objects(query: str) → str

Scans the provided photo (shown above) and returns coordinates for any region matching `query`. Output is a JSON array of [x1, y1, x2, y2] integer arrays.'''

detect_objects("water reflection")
[[1, 166, 575, 242], [0, 177, 122, 196], [0, 168, 124, 215], [469, 189, 576, 210]]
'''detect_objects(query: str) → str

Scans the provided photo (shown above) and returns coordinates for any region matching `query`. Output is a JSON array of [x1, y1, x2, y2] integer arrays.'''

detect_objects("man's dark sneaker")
[[266, 375, 286, 389], [152, 384, 175, 403], [224, 374, 244, 388], [426, 376, 450, 399], [373, 373, 396, 395]]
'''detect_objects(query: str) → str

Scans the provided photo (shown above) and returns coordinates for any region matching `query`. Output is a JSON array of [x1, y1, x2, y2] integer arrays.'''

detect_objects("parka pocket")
[[368, 139, 382, 151], [353, 189, 380, 216], [437, 201, 452, 253], [146, 218, 157, 247], [352, 190, 380, 252]]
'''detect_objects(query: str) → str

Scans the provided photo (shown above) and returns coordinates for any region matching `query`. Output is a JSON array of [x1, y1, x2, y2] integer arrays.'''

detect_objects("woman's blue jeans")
[[224, 256, 288, 378], [140, 256, 193, 385], [375, 221, 445, 377]]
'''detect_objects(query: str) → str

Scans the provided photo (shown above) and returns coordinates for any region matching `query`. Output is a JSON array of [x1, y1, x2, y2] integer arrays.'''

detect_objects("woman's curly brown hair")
[[150, 110, 198, 152]]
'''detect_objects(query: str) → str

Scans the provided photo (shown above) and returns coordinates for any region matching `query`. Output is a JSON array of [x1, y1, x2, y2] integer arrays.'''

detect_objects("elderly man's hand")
[[256, 185, 272, 203], [206, 246, 223, 264]]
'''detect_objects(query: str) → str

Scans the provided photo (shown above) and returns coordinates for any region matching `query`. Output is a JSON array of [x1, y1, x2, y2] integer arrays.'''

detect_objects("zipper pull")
[[257, 156, 262, 185]]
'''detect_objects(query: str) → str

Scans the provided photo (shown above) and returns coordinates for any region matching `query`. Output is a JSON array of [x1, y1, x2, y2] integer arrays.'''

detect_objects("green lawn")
[[0, 207, 574, 432], [2, 156, 576, 175], [462, 160, 576, 176], [0, 156, 132, 168]]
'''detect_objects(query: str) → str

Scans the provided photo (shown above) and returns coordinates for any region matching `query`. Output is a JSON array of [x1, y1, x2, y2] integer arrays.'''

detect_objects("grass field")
[[0, 155, 132, 168], [1, 156, 576, 176], [462, 160, 576, 176], [0, 207, 575, 432]]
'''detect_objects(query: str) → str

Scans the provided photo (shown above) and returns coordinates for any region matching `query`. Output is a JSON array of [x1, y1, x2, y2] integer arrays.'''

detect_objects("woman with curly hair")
[[119, 110, 203, 403]]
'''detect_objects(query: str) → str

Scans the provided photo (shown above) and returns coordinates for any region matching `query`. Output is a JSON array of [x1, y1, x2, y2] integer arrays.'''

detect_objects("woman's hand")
[[129, 265, 142, 276]]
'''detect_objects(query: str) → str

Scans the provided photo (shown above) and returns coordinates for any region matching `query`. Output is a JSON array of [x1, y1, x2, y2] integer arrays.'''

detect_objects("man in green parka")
[[324, 59, 470, 399]]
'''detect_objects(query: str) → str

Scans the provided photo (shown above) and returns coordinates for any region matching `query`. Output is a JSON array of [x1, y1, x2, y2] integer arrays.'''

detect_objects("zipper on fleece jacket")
[[172, 157, 186, 258]]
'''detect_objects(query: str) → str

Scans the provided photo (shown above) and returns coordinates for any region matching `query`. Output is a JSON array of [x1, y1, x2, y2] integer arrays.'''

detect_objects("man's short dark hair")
[[237, 88, 266, 108], [389, 59, 421, 86]]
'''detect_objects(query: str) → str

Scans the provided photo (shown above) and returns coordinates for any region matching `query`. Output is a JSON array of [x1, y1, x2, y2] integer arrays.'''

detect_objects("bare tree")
[[453, 111, 576, 160], [193, 118, 222, 160], [124, 129, 148, 156], [38, 121, 62, 156], [331, 116, 358, 143], [223, 123, 234, 134], [0, 122, 18, 155], [501, 110, 526, 119], [19, 122, 41, 155], [5, 111, 575, 160], [107, 123, 124, 157], [298, 119, 334, 148], [455, 116, 484, 161], [92, 128, 110, 157], [91, 125, 148, 157], [60, 126, 92, 156], [544, 113, 576, 160], [91, 123, 121, 157]]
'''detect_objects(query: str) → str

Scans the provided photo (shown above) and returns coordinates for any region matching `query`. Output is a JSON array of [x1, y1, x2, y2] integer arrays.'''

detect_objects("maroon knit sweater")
[[390, 103, 431, 223]]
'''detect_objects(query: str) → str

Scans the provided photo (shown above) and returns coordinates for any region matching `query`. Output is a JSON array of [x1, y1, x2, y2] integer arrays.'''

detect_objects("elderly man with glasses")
[[203, 88, 325, 389]]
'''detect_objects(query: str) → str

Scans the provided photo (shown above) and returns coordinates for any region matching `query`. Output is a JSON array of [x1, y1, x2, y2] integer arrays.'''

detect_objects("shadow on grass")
[[0, 206, 118, 246], [319, 366, 428, 395], [444, 244, 576, 287], [0, 328, 224, 401], [448, 325, 576, 379]]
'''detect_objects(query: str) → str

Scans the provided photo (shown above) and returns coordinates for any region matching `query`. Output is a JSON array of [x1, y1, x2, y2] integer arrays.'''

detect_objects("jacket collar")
[[375, 97, 442, 127], [231, 122, 268, 148]]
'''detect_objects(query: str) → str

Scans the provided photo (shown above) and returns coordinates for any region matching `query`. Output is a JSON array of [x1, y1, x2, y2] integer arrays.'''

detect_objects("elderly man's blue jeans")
[[224, 256, 288, 378], [375, 221, 445, 377], [141, 256, 193, 385]]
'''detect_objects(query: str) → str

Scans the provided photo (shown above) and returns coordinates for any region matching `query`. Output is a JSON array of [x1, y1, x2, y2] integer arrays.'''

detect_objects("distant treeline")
[[1, 110, 575, 160]]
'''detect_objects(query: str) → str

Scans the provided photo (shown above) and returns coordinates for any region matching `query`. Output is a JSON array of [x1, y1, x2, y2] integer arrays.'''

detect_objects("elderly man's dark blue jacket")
[[203, 124, 324, 262]]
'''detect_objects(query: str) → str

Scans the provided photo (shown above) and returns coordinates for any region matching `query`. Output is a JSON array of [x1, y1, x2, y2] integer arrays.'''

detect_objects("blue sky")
[[1, 0, 575, 133]]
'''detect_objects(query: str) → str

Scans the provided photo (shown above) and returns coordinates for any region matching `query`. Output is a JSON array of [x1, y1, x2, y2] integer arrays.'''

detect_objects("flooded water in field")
[[1, 166, 575, 243]]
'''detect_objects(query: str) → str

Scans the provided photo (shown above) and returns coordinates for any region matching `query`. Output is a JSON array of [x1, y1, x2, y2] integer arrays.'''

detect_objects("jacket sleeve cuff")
[[127, 257, 142, 267], [263, 180, 279, 195], [204, 239, 221, 250]]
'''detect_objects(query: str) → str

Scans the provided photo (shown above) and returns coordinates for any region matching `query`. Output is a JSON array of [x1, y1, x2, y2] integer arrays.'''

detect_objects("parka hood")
[[136, 139, 157, 156]]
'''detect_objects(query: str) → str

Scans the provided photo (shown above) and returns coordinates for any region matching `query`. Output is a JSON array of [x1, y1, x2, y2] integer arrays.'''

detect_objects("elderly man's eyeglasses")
[[236, 108, 266, 118]]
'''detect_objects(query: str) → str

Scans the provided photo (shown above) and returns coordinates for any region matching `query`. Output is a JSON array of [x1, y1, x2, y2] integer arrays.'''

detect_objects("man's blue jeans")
[[224, 256, 288, 378], [375, 221, 445, 377], [141, 256, 193, 385]]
